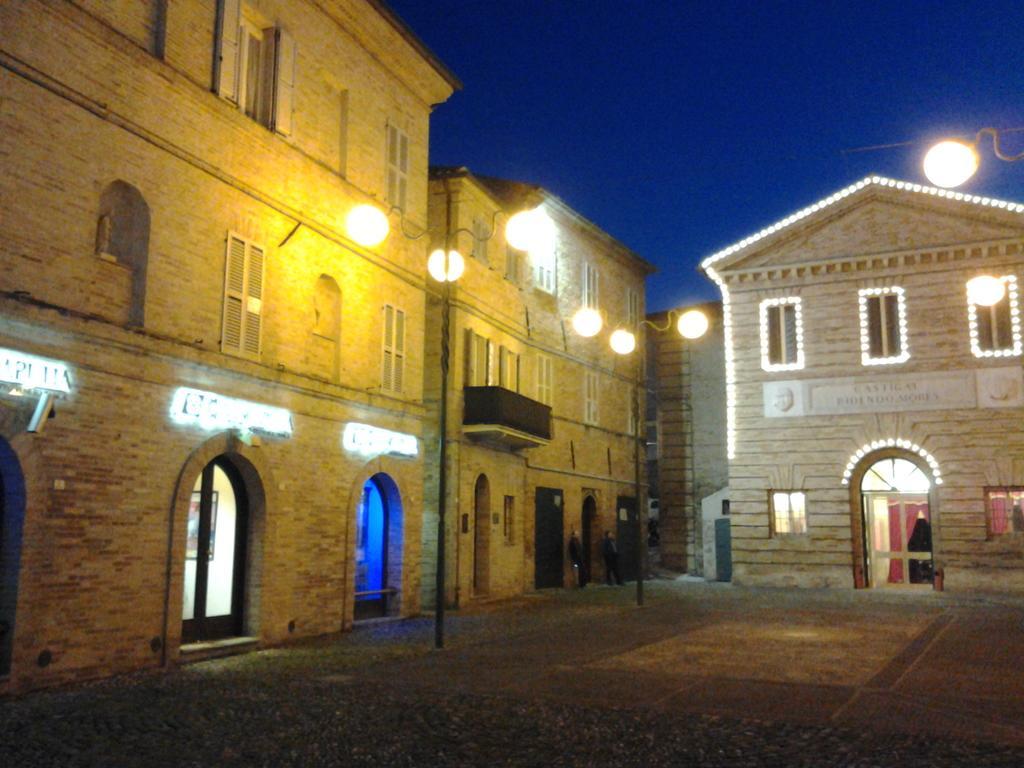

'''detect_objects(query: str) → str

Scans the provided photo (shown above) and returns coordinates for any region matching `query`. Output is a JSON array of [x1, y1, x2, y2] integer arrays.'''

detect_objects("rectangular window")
[[969, 275, 1022, 357], [381, 304, 405, 393], [464, 330, 492, 387], [770, 490, 807, 536], [221, 232, 265, 359], [503, 495, 514, 543], [627, 288, 641, 329], [472, 217, 488, 262], [986, 487, 1024, 536], [386, 123, 409, 211], [759, 298, 803, 370], [584, 371, 599, 425], [505, 244, 522, 284], [499, 346, 520, 391], [859, 287, 909, 365], [534, 242, 556, 294], [583, 263, 598, 310], [536, 354, 553, 406]]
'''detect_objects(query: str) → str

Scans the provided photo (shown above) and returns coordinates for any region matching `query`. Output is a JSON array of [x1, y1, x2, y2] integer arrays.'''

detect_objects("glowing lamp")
[[676, 309, 709, 340], [345, 204, 389, 247], [609, 329, 636, 355], [967, 275, 1005, 307], [572, 307, 603, 338], [923, 140, 979, 189], [427, 249, 465, 283], [505, 208, 553, 252]]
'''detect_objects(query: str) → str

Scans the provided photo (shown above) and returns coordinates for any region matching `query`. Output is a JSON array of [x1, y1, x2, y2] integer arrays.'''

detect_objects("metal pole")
[[634, 351, 644, 607]]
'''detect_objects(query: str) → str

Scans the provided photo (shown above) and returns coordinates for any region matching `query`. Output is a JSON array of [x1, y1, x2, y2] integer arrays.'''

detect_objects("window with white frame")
[[386, 123, 409, 211], [534, 241, 556, 294], [465, 330, 492, 387], [499, 346, 520, 391], [536, 354, 553, 406], [759, 298, 804, 371], [583, 263, 598, 310], [627, 287, 641, 329], [770, 490, 807, 535], [215, 2, 295, 135], [381, 304, 405, 393], [968, 275, 1022, 357], [583, 371, 599, 425], [471, 217, 488, 262], [859, 287, 909, 365], [222, 232, 265, 359]]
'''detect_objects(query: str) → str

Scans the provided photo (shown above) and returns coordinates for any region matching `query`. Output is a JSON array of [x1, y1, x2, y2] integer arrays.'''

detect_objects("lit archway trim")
[[841, 438, 942, 486]]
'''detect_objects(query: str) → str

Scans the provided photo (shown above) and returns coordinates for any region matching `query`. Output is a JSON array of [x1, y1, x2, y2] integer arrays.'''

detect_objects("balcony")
[[462, 386, 551, 450]]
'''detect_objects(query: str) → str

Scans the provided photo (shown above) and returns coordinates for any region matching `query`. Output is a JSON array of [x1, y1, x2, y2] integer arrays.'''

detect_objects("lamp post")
[[575, 306, 708, 606], [923, 128, 1024, 189]]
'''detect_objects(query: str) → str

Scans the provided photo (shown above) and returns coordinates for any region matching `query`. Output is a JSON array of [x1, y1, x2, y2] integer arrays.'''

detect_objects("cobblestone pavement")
[[3, 580, 1024, 767]]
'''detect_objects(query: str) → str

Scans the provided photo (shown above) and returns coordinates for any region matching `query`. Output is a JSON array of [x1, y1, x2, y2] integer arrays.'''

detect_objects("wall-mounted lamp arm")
[[976, 128, 1024, 163]]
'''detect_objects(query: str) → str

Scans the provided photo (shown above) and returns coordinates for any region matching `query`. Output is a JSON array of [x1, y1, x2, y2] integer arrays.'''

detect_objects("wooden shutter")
[[382, 304, 394, 391], [393, 307, 405, 392], [244, 243, 264, 355], [271, 27, 295, 136], [216, 0, 241, 102], [222, 234, 247, 353]]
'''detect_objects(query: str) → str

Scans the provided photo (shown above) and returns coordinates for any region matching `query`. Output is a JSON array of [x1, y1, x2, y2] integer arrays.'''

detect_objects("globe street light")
[[923, 128, 1024, 189], [966, 275, 1006, 307]]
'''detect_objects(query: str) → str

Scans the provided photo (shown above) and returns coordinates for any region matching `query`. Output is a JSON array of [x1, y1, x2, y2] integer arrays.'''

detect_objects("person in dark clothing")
[[568, 530, 586, 587], [602, 531, 622, 585], [907, 510, 934, 584]]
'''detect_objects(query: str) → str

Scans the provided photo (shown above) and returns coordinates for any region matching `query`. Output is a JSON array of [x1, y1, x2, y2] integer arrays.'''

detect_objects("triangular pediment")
[[703, 177, 1024, 275]]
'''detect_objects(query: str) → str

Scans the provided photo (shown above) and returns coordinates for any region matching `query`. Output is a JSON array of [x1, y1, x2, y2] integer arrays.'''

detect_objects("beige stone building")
[[423, 168, 655, 604], [703, 176, 1024, 593], [0, 0, 457, 691]]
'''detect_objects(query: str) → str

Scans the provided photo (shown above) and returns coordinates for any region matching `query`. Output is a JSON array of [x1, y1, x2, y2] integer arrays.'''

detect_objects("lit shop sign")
[[343, 423, 417, 457], [170, 388, 293, 436], [0, 348, 71, 393]]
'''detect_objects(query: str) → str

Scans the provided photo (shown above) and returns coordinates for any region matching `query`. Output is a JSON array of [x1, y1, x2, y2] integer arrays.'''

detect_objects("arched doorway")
[[858, 456, 934, 588], [354, 473, 404, 620], [0, 437, 25, 675], [581, 495, 596, 587], [473, 474, 490, 596], [181, 457, 248, 643]]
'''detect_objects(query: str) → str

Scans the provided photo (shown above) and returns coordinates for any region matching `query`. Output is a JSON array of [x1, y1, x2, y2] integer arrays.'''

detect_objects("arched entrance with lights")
[[354, 473, 404, 620], [849, 452, 936, 589]]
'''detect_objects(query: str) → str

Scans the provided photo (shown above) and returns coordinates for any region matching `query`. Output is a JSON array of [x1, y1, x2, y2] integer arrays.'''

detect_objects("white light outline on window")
[[759, 297, 805, 372], [858, 286, 909, 366], [841, 438, 942, 486], [967, 274, 1022, 358]]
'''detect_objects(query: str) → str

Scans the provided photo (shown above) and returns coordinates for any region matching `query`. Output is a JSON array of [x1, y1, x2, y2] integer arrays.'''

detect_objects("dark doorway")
[[534, 487, 564, 588], [182, 458, 248, 644], [473, 474, 490, 596], [616, 495, 639, 582], [581, 495, 596, 587], [715, 518, 732, 581], [0, 437, 25, 675]]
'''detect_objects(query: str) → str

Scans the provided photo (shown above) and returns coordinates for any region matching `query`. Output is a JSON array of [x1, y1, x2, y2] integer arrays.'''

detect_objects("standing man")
[[568, 530, 586, 587], [602, 531, 622, 585]]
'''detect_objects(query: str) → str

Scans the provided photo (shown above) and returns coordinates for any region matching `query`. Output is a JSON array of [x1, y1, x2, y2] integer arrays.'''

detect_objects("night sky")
[[388, 1, 1024, 311]]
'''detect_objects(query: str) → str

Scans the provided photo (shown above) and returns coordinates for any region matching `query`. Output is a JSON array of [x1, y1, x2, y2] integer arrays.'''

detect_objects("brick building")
[[702, 176, 1024, 592], [0, 0, 457, 691], [422, 168, 655, 604]]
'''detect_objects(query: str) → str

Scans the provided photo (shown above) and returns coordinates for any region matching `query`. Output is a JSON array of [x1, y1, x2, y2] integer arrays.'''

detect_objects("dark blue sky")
[[388, 1, 1024, 311]]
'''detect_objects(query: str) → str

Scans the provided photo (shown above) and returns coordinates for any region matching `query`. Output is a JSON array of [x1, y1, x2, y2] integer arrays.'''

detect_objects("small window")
[[472, 217, 489, 262], [386, 123, 409, 211], [503, 495, 514, 543], [222, 232, 265, 359], [584, 371, 599, 425], [627, 288, 641, 329], [505, 244, 522, 284], [583, 263, 598, 310], [534, 241, 556, 294], [499, 346, 520, 392], [969, 276, 1022, 358], [536, 354, 553, 406], [986, 487, 1024, 536], [759, 298, 803, 371], [859, 287, 909, 365], [770, 491, 807, 536], [381, 304, 405, 393], [465, 330, 492, 387]]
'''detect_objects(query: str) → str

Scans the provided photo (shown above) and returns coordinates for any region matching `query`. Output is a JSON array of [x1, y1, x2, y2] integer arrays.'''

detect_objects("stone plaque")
[[763, 367, 1024, 418]]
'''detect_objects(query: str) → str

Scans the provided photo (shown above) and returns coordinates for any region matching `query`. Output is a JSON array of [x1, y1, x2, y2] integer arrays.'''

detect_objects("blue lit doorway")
[[354, 473, 403, 620], [0, 437, 25, 675]]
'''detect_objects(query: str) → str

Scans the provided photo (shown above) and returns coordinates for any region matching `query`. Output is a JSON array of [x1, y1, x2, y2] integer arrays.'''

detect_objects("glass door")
[[863, 493, 933, 587]]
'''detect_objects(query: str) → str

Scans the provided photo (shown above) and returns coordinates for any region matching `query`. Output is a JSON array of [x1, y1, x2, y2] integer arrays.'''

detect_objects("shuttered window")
[[221, 232, 265, 359], [534, 242, 556, 294], [968, 275, 1021, 357], [760, 298, 804, 371], [214, 1, 294, 135], [386, 124, 409, 211], [464, 330, 492, 387], [627, 287, 640, 329], [583, 263, 598, 310], [584, 371, 599, 425], [381, 304, 405, 393], [472, 218, 488, 262], [536, 354, 553, 406], [499, 346, 520, 392], [859, 287, 908, 365]]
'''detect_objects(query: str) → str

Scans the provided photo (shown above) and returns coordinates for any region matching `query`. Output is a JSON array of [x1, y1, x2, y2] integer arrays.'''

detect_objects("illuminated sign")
[[343, 423, 417, 457], [170, 388, 293, 436], [0, 348, 71, 393]]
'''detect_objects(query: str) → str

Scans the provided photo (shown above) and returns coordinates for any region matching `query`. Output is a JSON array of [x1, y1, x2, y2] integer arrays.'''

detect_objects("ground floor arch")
[[354, 472, 404, 620]]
